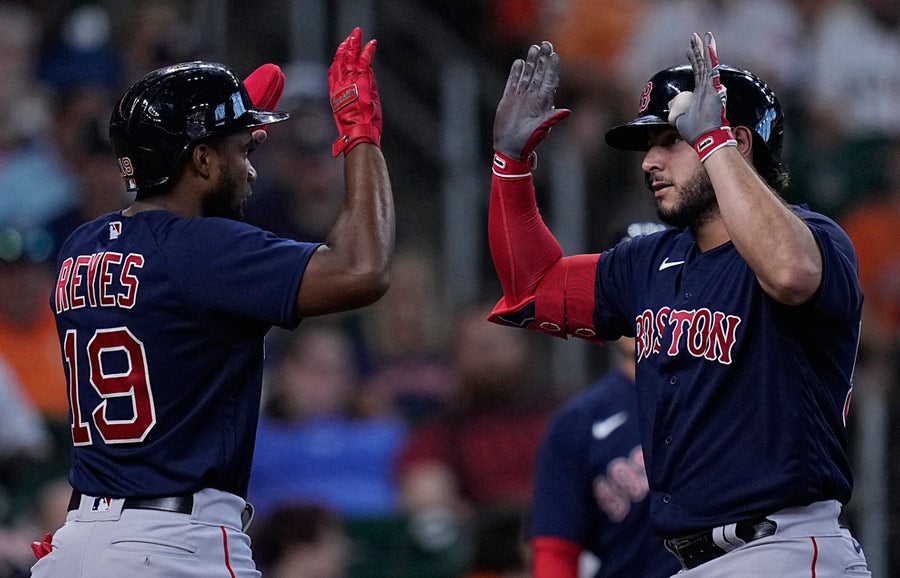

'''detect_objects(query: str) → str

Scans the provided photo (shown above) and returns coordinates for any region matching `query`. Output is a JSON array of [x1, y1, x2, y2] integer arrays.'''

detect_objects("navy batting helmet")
[[604, 65, 784, 164], [109, 61, 289, 195]]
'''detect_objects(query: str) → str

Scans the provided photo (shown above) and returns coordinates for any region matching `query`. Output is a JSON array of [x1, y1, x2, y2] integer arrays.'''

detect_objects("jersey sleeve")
[[529, 402, 591, 544], [800, 210, 863, 320], [163, 217, 319, 329]]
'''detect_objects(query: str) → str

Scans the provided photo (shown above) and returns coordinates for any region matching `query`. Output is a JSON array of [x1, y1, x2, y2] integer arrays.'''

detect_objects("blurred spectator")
[[619, 0, 803, 90], [35, 4, 123, 93], [0, 2, 52, 159], [115, 0, 204, 84], [244, 61, 345, 242], [462, 504, 531, 578], [840, 138, 900, 349], [248, 320, 408, 521], [362, 249, 456, 426], [396, 302, 559, 574], [0, 358, 53, 482], [251, 502, 351, 578], [44, 85, 129, 248], [0, 222, 68, 424]]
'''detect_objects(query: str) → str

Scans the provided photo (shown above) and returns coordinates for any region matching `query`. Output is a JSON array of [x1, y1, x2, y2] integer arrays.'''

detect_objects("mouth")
[[651, 181, 673, 198]]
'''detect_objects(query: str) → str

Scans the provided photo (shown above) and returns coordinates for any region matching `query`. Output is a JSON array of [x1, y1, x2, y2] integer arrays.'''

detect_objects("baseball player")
[[30, 27, 393, 578], [487, 32, 871, 577], [529, 224, 680, 578]]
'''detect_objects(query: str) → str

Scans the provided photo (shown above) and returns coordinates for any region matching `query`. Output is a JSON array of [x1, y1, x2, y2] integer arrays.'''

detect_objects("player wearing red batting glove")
[[30, 27, 392, 578], [488, 33, 871, 577]]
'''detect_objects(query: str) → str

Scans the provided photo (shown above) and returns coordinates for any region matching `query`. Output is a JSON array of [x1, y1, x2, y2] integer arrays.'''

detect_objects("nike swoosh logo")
[[659, 257, 685, 271], [592, 411, 628, 440]]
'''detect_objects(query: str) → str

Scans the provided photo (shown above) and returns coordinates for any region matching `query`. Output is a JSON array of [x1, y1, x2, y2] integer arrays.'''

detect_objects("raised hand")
[[328, 27, 382, 157], [670, 31, 736, 162], [493, 41, 570, 164]]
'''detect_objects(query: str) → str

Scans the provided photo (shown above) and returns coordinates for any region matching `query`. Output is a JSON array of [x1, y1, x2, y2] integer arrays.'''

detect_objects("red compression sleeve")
[[531, 536, 581, 578], [488, 153, 562, 309]]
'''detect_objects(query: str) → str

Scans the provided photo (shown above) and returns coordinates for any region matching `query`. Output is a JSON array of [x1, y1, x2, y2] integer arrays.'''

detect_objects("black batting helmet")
[[109, 61, 289, 195], [604, 65, 784, 164]]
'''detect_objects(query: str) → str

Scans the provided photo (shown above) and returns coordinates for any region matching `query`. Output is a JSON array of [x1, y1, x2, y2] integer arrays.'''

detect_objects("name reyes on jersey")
[[634, 306, 741, 364], [54, 251, 145, 313]]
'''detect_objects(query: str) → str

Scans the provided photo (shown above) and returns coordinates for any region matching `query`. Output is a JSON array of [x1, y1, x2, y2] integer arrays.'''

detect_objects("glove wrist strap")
[[492, 151, 535, 179], [332, 124, 381, 157], [693, 127, 737, 162]]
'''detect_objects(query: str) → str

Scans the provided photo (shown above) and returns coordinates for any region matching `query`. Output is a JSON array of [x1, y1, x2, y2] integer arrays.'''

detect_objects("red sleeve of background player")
[[487, 155, 602, 344], [531, 536, 581, 578]]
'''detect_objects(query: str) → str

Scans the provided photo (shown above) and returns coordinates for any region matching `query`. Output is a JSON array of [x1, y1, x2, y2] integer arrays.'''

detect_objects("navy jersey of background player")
[[51, 210, 318, 499], [589, 206, 861, 537], [530, 367, 680, 578]]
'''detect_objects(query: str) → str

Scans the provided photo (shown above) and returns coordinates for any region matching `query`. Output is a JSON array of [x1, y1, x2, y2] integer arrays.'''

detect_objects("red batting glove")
[[328, 27, 382, 157], [31, 533, 53, 560]]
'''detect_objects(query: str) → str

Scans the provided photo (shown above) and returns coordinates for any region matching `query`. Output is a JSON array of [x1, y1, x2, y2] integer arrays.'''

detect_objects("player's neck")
[[694, 218, 730, 252]]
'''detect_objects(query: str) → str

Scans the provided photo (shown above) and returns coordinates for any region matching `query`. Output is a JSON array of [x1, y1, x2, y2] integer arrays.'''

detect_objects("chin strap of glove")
[[492, 41, 570, 176], [328, 27, 382, 157], [670, 32, 736, 162]]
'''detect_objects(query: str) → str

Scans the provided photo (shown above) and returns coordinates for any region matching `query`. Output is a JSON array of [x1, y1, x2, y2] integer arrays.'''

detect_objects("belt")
[[664, 517, 777, 570], [68, 490, 193, 515]]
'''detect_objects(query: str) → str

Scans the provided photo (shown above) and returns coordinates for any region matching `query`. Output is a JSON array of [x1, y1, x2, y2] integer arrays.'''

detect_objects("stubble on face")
[[655, 166, 718, 230]]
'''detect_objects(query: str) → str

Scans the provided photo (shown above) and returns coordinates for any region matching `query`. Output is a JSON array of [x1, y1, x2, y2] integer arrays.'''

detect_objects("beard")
[[653, 167, 718, 229], [202, 167, 246, 221]]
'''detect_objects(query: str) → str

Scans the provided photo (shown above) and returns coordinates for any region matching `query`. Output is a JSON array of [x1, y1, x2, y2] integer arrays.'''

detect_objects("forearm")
[[489, 162, 562, 306], [297, 144, 394, 316], [705, 147, 821, 304]]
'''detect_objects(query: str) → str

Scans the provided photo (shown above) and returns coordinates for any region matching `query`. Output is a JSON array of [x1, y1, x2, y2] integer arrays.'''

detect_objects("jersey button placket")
[[669, 375, 678, 385], [662, 493, 671, 504]]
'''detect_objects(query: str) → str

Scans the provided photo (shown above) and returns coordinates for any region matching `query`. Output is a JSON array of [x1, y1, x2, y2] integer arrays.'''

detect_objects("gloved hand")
[[492, 41, 570, 167], [32, 533, 52, 560], [243, 63, 285, 112], [668, 31, 736, 162], [328, 27, 382, 157]]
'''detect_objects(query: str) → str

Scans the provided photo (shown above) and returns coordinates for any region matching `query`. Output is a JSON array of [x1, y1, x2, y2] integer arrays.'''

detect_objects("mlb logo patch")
[[91, 497, 112, 512], [109, 221, 122, 240]]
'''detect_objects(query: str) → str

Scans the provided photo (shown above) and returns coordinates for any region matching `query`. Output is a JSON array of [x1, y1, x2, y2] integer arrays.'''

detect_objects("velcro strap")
[[693, 127, 736, 162], [492, 152, 533, 179], [332, 124, 381, 157]]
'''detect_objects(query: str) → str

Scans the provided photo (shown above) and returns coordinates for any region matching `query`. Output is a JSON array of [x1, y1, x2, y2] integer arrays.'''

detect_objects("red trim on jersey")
[[810, 536, 818, 578], [531, 536, 581, 578], [221, 526, 236, 578]]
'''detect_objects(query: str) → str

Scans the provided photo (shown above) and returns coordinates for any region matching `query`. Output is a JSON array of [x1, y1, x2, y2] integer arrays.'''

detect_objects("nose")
[[641, 146, 663, 174]]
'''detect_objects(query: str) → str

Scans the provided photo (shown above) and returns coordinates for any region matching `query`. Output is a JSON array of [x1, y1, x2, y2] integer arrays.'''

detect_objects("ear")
[[733, 126, 754, 161], [190, 142, 217, 180]]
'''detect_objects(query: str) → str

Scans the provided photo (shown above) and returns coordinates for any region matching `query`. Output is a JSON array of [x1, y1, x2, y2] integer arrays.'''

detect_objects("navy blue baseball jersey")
[[530, 368, 680, 578], [51, 210, 319, 499], [493, 204, 862, 538], [591, 205, 862, 537]]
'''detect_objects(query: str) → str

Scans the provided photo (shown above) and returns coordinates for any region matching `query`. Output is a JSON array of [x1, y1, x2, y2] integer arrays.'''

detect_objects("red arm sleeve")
[[487, 153, 603, 344], [488, 154, 562, 308], [531, 536, 582, 578]]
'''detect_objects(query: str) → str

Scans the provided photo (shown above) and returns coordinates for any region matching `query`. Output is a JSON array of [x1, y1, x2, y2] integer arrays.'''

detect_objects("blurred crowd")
[[0, 1, 897, 577]]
